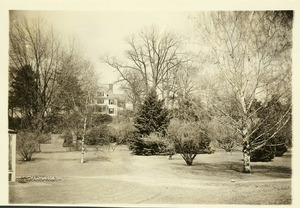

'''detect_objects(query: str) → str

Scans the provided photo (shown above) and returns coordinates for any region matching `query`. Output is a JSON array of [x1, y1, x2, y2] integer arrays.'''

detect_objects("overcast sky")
[[12, 10, 194, 89]]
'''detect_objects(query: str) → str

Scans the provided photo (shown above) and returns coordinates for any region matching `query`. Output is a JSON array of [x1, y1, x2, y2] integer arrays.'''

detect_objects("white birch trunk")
[[240, 93, 252, 173], [81, 117, 87, 164], [242, 120, 252, 173], [243, 141, 251, 173]]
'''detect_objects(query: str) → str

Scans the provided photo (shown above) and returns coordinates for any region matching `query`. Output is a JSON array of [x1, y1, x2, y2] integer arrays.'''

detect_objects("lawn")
[[9, 135, 292, 205]]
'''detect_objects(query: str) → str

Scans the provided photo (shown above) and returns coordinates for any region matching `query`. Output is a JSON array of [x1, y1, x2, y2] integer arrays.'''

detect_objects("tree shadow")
[[39, 151, 70, 153], [171, 161, 291, 180], [192, 161, 244, 173], [16, 157, 48, 163], [249, 164, 291, 178], [85, 155, 113, 163]]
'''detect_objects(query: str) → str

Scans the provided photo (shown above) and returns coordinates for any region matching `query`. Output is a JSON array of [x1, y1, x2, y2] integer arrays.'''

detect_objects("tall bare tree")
[[193, 11, 292, 173], [56, 40, 99, 163], [118, 71, 144, 111], [9, 14, 63, 132], [103, 26, 184, 105], [172, 60, 199, 108]]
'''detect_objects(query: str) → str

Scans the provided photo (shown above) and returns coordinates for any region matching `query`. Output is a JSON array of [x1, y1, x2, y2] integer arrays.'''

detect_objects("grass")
[[9, 135, 292, 205]]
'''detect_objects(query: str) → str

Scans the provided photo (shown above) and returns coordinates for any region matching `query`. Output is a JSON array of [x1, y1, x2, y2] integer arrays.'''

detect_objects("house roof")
[[97, 85, 126, 100]]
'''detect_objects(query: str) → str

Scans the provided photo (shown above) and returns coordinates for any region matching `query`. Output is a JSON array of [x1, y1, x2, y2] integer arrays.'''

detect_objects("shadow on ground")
[[170, 160, 291, 180]]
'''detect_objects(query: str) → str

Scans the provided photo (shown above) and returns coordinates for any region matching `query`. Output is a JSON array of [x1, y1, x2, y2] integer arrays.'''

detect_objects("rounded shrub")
[[275, 144, 288, 157], [110, 122, 137, 144], [250, 145, 275, 162], [128, 133, 174, 156], [16, 131, 39, 161], [167, 119, 212, 166], [85, 125, 111, 146], [61, 130, 73, 147], [92, 114, 113, 125]]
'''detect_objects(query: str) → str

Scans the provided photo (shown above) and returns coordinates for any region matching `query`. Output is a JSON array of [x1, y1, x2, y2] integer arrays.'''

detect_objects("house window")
[[97, 99, 104, 104], [95, 105, 107, 113], [97, 91, 104, 96], [109, 99, 114, 105], [95, 106, 102, 112], [109, 108, 114, 114]]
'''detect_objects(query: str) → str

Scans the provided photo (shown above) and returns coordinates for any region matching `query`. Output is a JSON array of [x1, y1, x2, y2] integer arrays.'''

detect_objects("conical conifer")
[[134, 89, 170, 136]]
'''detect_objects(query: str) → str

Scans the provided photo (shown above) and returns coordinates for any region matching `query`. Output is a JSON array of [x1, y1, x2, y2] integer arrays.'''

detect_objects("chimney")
[[109, 84, 113, 92]]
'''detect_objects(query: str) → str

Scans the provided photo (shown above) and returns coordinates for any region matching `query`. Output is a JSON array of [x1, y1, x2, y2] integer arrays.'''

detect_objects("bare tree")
[[173, 60, 199, 108], [102, 26, 184, 105], [193, 11, 292, 173], [9, 15, 63, 132], [56, 40, 99, 163], [118, 71, 145, 111]]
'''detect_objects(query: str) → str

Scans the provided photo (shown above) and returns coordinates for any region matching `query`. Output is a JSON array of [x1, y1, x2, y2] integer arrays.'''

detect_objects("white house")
[[92, 84, 125, 116]]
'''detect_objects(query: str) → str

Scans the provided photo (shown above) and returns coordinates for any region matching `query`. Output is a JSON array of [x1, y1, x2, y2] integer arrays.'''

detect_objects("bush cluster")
[[16, 131, 39, 161], [250, 133, 289, 162], [251, 143, 287, 162], [61, 114, 115, 151], [167, 119, 213, 165], [128, 133, 174, 156], [61, 130, 82, 151], [249, 96, 291, 162], [85, 125, 112, 145], [92, 114, 113, 125], [62, 130, 73, 147], [109, 122, 137, 144]]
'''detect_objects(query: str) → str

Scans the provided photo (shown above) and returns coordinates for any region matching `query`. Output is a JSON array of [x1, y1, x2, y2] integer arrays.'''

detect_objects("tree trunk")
[[81, 117, 87, 164], [243, 141, 251, 173], [182, 153, 196, 166], [71, 131, 78, 151], [241, 117, 252, 173], [80, 138, 85, 163], [186, 160, 193, 166], [165, 72, 169, 108]]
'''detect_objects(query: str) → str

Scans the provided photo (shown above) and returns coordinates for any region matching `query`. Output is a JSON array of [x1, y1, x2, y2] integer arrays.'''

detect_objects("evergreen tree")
[[134, 89, 170, 136], [9, 64, 39, 129], [250, 95, 291, 161]]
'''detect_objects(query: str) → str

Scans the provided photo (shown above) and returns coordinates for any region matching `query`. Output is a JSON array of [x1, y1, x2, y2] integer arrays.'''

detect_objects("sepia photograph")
[[1, 0, 299, 206]]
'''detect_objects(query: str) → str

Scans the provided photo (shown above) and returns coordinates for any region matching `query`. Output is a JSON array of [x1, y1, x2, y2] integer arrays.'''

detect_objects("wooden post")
[[8, 129, 17, 182]]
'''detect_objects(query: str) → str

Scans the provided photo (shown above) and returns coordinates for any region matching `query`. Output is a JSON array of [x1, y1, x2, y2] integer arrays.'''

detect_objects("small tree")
[[217, 137, 236, 154], [55, 49, 99, 163], [16, 131, 39, 161], [168, 119, 212, 166], [206, 118, 241, 154], [134, 89, 170, 136]]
